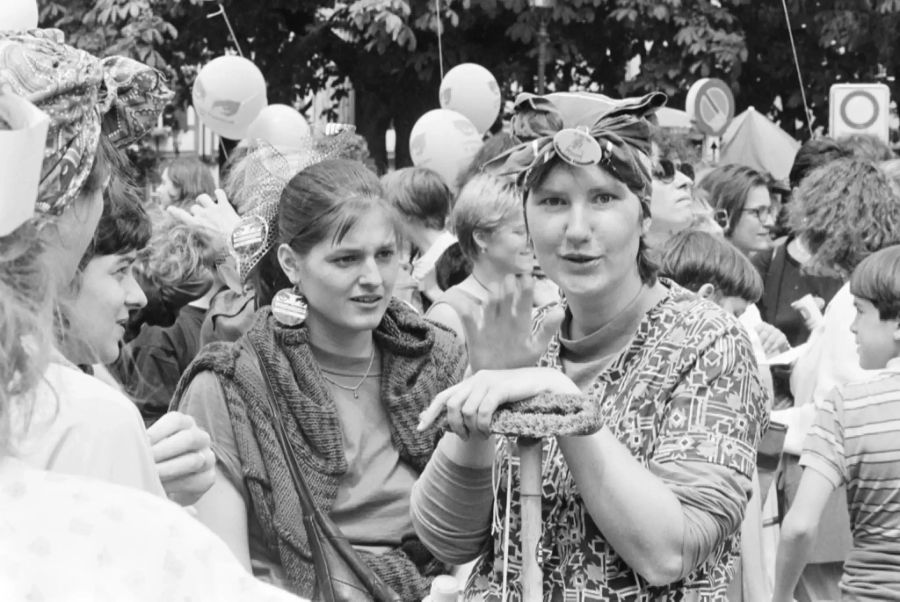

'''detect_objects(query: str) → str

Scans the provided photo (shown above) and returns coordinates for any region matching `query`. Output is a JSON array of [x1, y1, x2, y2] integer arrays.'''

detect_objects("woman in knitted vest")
[[172, 157, 466, 600]]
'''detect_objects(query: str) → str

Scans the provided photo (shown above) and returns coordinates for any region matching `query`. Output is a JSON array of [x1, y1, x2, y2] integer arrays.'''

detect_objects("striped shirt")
[[800, 362, 900, 599]]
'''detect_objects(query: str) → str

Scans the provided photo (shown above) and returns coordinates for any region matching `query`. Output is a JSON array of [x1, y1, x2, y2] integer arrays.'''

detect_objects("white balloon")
[[409, 109, 482, 188], [439, 63, 502, 135], [0, 0, 39, 31], [192, 56, 267, 140], [245, 104, 311, 152]]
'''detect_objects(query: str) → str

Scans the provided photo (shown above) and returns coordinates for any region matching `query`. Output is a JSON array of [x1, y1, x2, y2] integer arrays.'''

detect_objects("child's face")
[[718, 295, 750, 319], [851, 296, 900, 370]]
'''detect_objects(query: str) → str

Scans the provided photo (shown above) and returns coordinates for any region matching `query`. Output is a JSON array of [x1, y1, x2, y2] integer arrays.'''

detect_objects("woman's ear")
[[276, 243, 302, 285], [472, 229, 491, 254], [697, 282, 717, 300]]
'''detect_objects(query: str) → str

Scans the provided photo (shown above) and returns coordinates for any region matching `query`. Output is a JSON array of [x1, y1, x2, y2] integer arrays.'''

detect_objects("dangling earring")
[[271, 283, 308, 327]]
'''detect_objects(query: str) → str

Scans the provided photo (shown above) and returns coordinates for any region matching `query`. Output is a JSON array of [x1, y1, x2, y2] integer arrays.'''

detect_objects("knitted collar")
[[217, 298, 456, 596]]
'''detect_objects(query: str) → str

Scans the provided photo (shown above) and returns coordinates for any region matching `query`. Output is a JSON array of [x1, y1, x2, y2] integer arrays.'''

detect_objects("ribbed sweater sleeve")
[[410, 447, 494, 565]]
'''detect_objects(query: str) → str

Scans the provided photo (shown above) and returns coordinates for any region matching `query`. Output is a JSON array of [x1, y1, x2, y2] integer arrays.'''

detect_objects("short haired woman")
[[411, 92, 768, 599], [426, 173, 535, 347], [697, 163, 774, 257], [172, 158, 466, 599]]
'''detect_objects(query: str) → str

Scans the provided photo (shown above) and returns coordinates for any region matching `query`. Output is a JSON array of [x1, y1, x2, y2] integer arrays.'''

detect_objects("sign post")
[[829, 83, 890, 143], [686, 78, 735, 164]]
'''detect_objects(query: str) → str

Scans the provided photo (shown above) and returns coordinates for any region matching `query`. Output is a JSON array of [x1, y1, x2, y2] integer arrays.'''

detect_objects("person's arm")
[[556, 430, 685, 584], [773, 390, 846, 601], [772, 468, 836, 602], [193, 465, 253, 570], [409, 437, 495, 564], [175, 370, 251, 566], [425, 302, 466, 343]]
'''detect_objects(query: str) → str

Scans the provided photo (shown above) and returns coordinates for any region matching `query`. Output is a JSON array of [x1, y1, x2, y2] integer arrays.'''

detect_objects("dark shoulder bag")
[[246, 340, 402, 602]]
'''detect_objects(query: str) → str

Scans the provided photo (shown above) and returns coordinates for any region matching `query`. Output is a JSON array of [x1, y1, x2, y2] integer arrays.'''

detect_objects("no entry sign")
[[829, 83, 890, 142], [686, 78, 735, 137]]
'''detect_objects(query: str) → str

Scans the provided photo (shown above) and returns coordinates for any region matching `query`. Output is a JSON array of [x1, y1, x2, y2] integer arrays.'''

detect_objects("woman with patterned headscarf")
[[412, 92, 769, 599], [0, 29, 215, 507]]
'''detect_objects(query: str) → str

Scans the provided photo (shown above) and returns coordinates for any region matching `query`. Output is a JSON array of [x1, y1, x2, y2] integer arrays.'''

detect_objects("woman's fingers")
[[514, 273, 535, 318], [147, 411, 193, 445], [156, 446, 215, 482], [213, 188, 229, 205], [148, 416, 212, 464], [417, 386, 456, 431], [194, 193, 216, 208]]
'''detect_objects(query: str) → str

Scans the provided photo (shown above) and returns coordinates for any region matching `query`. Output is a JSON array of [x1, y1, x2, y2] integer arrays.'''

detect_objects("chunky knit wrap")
[[172, 299, 466, 599]]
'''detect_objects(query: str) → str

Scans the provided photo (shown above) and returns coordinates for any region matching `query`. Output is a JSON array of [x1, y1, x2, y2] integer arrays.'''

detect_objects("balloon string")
[[781, 0, 813, 138], [207, 2, 244, 58], [435, 0, 445, 80]]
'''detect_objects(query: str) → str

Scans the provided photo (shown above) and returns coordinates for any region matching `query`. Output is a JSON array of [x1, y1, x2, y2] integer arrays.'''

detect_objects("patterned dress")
[[465, 283, 768, 601]]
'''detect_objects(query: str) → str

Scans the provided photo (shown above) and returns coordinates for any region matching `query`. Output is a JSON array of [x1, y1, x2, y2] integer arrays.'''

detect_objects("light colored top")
[[800, 362, 900, 599], [14, 356, 164, 497], [791, 283, 874, 408], [0, 458, 303, 602], [411, 230, 457, 303], [179, 344, 419, 583]]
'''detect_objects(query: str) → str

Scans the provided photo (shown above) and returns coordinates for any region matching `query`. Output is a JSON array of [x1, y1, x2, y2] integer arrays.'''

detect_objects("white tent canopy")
[[720, 107, 801, 182]]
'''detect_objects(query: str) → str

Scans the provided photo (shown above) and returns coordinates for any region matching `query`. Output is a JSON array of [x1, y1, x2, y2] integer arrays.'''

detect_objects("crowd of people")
[[4, 26, 900, 602]]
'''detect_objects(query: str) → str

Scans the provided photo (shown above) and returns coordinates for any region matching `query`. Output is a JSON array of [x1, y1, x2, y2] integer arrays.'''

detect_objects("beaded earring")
[[271, 284, 308, 327]]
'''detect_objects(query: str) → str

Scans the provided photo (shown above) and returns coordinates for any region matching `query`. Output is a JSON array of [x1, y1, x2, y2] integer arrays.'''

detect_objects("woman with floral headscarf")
[[412, 92, 768, 599], [0, 29, 214, 506]]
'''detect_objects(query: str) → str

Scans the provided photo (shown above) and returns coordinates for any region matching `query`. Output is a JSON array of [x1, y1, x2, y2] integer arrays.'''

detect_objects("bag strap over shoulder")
[[243, 338, 402, 602]]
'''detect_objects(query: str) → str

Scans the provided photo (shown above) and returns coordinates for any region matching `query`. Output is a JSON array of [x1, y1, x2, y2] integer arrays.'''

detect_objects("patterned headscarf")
[[0, 29, 173, 216], [492, 91, 666, 198]]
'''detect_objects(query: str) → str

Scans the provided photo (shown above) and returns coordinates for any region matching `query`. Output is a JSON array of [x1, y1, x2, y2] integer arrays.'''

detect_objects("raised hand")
[[458, 273, 561, 372]]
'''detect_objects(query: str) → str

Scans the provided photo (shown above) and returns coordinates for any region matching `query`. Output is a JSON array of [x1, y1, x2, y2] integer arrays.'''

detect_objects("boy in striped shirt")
[[774, 245, 900, 601]]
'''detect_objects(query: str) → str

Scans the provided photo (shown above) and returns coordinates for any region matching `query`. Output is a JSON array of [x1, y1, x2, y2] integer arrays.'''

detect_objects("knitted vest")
[[172, 300, 466, 599]]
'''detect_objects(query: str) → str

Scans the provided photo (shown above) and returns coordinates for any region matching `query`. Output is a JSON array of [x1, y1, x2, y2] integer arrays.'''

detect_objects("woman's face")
[[284, 205, 400, 338], [525, 162, 646, 303], [155, 168, 180, 207], [649, 168, 694, 235], [41, 188, 104, 290], [476, 213, 533, 276], [65, 251, 147, 364], [729, 185, 775, 254]]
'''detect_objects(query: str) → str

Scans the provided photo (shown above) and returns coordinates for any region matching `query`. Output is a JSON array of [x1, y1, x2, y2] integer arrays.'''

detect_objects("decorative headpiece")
[[0, 29, 173, 216], [491, 91, 666, 197], [230, 124, 360, 283]]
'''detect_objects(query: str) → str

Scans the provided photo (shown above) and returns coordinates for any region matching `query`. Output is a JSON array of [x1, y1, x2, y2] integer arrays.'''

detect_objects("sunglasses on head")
[[652, 159, 694, 183]]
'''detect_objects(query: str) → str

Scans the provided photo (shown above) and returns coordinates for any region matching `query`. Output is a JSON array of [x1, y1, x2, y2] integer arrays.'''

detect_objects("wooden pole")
[[518, 437, 543, 602]]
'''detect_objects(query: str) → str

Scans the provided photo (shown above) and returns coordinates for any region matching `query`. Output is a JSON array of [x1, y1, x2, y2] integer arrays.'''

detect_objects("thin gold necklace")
[[320, 347, 377, 399]]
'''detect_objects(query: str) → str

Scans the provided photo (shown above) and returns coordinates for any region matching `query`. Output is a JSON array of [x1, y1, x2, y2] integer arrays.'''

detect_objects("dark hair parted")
[[850, 244, 900, 321], [79, 178, 152, 270], [790, 158, 900, 278], [660, 229, 763, 303], [380, 166, 452, 231], [524, 156, 658, 286], [278, 158, 394, 256], [695, 164, 769, 238]]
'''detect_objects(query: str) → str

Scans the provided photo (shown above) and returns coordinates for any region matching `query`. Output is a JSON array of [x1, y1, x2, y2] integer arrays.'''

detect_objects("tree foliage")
[[38, 0, 900, 171]]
